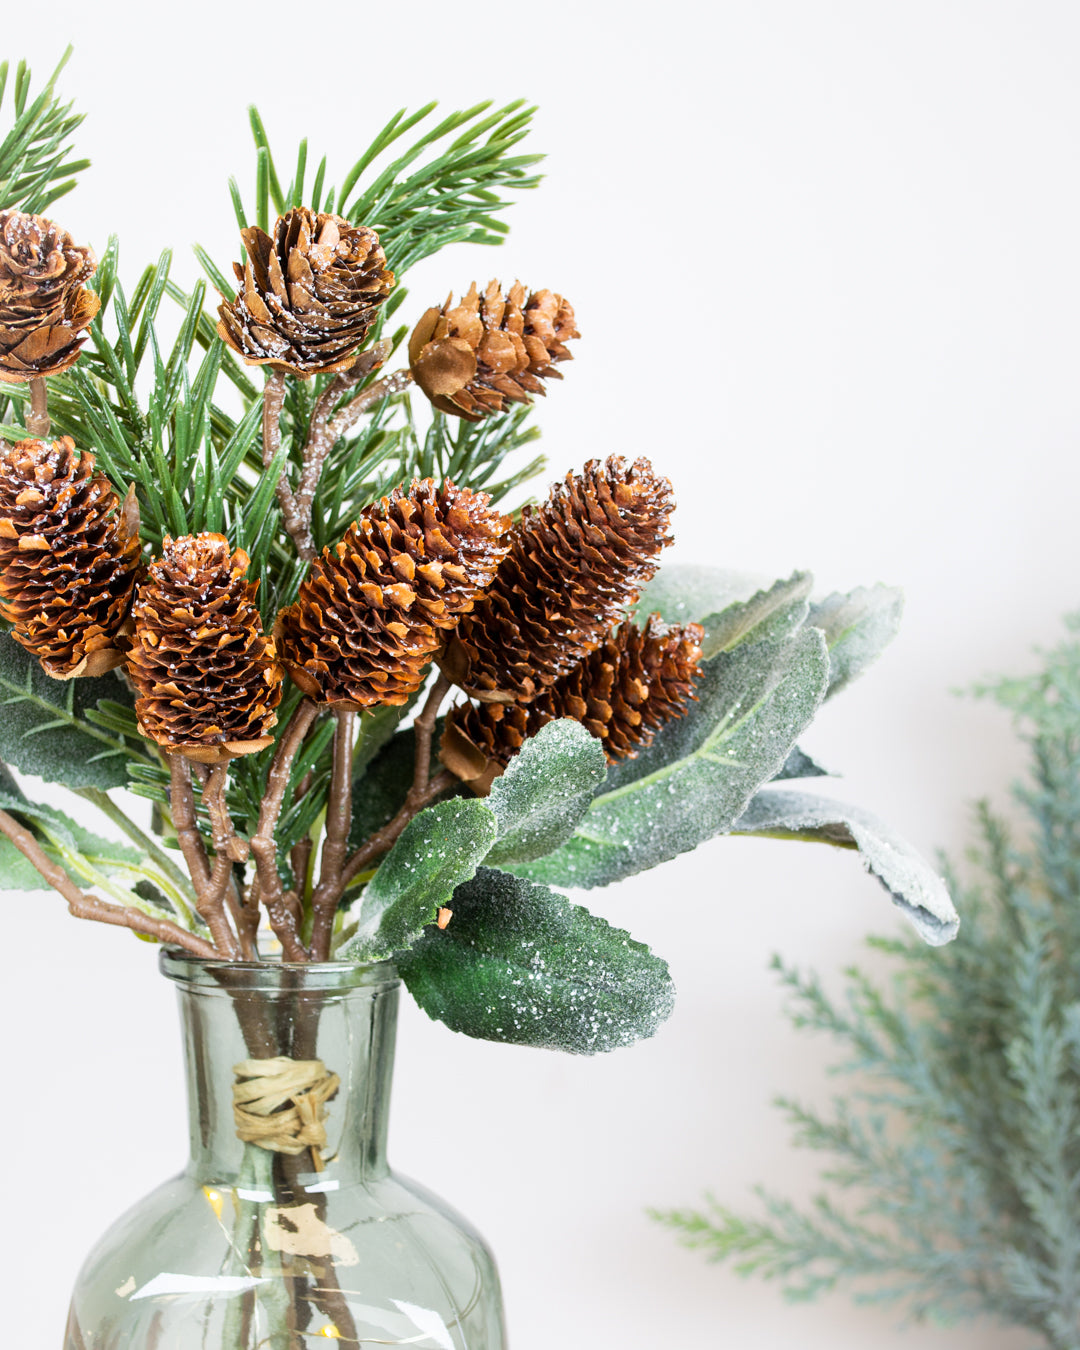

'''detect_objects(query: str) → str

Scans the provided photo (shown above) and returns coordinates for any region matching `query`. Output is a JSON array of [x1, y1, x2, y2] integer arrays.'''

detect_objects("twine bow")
[[232, 1056, 340, 1172]]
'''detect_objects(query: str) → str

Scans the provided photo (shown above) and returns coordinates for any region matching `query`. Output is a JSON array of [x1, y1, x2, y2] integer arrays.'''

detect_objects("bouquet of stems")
[[0, 50, 957, 1057]]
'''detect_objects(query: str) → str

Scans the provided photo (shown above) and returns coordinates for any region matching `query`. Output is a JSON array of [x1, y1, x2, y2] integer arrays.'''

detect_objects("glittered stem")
[[24, 376, 50, 438], [0, 807, 218, 958], [323, 364, 412, 447], [251, 700, 320, 962], [263, 368, 300, 545], [284, 344, 403, 562], [308, 710, 355, 962]]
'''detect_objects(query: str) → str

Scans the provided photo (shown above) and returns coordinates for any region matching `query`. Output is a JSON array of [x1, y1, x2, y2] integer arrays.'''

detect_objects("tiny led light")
[[202, 1187, 224, 1220], [319, 1325, 341, 1339]]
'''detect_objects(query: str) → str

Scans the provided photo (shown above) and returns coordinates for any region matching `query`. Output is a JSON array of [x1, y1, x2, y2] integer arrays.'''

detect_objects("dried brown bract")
[[442, 455, 674, 704], [409, 279, 578, 421], [276, 479, 511, 711], [0, 211, 99, 383], [128, 534, 283, 763], [442, 616, 704, 788], [0, 437, 141, 678], [217, 208, 394, 377]]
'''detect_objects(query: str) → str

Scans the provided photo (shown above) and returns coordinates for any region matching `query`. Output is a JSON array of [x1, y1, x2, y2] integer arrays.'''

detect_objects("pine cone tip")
[[410, 279, 578, 421], [0, 211, 100, 384], [0, 437, 141, 679], [217, 208, 394, 378]]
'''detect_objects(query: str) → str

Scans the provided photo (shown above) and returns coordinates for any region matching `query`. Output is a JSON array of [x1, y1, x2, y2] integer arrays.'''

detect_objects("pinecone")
[[441, 616, 704, 787], [276, 479, 511, 711], [217, 208, 394, 377], [0, 211, 100, 383], [409, 280, 578, 421], [441, 456, 674, 704], [128, 535, 283, 763], [0, 437, 141, 679]]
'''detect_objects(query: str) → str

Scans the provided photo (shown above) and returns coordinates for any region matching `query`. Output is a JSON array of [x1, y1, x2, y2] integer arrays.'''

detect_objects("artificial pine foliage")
[[0, 51, 958, 1055], [655, 614, 1080, 1349]]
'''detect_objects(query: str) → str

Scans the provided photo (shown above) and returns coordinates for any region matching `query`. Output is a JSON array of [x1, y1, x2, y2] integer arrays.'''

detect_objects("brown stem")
[[169, 756, 212, 896], [288, 770, 315, 923], [411, 672, 451, 798], [0, 807, 219, 959], [309, 710, 355, 962], [196, 764, 243, 959], [237, 873, 263, 957], [283, 347, 406, 562], [277, 1001, 361, 1344], [25, 376, 50, 438], [250, 700, 320, 962]]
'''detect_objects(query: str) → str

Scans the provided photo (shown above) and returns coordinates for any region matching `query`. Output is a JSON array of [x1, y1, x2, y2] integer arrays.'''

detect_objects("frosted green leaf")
[[0, 834, 50, 889], [0, 776, 142, 892], [632, 565, 774, 627], [808, 585, 904, 699], [398, 867, 675, 1054], [773, 746, 833, 781], [0, 788, 140, 869], [0, 634, 142, 790], [699, 572, 814, 659], [0, 764, 41, 888], [633, 566, 814, 661], [732, 788, 958, 945], [485, 719, 607, 866], [341, 798, 497, 960], [513, 626, 830, 890]]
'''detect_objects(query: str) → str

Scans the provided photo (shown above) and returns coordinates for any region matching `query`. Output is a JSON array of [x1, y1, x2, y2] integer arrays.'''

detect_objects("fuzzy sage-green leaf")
[[0, 634, 147, 790], [732, 789, 958, 944], [340, 798, 497, 960], [398, 867, 675, 1054], [485, 719, 607, 866], [513, 624, 830, 890]]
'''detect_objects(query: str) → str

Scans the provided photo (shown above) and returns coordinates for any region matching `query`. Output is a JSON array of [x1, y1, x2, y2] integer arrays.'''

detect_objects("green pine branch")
[[0, 47, 89, 214], [231, 101, 543, 284]]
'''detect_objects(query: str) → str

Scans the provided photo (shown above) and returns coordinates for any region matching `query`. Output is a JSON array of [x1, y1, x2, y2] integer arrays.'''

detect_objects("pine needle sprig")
[[656, 615, 1080, 1349], [0, 47, 88, 214], [232, 101, 544, 284], [412, 402, 544, 502]]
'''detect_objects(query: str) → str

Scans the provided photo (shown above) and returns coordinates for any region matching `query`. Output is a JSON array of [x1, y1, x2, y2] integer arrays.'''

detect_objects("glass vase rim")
[[159, 947, 399, 993]]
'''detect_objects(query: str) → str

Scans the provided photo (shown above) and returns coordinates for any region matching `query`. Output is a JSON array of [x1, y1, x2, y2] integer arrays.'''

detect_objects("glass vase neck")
[[161, 952, 400, 1191]]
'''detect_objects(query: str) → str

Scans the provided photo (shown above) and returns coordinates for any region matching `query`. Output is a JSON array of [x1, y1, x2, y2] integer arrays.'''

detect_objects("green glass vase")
[[64, 953, 506, 1349]]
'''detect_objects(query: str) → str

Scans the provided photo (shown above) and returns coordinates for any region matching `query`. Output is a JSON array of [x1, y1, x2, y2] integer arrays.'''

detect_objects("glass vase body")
[[64, 953, 506, 1349]]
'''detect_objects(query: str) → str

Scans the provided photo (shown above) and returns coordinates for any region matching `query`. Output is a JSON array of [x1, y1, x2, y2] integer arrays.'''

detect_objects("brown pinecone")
[[0, 211, 100, 383], [409, 280, 578, 421], [0, 437, 141, 679], [276, 479, 511, 711], [128, 535, 283, 764], [441, 456, 674, 704], [441, 616, 704, 788], [217, 208, 394, 377]]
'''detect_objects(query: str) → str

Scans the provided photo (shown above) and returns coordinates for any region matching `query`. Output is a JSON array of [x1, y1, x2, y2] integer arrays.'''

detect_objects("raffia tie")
[[232, 1057, 340, 1172]]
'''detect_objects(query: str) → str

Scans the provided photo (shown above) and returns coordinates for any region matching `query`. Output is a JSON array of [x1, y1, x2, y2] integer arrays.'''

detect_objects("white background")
[[2, 2, 1078, 1346]]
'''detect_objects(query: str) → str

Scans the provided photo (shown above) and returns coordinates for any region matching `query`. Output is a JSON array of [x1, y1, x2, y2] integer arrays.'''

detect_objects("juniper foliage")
[[654, 614, 1080, 1349]]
